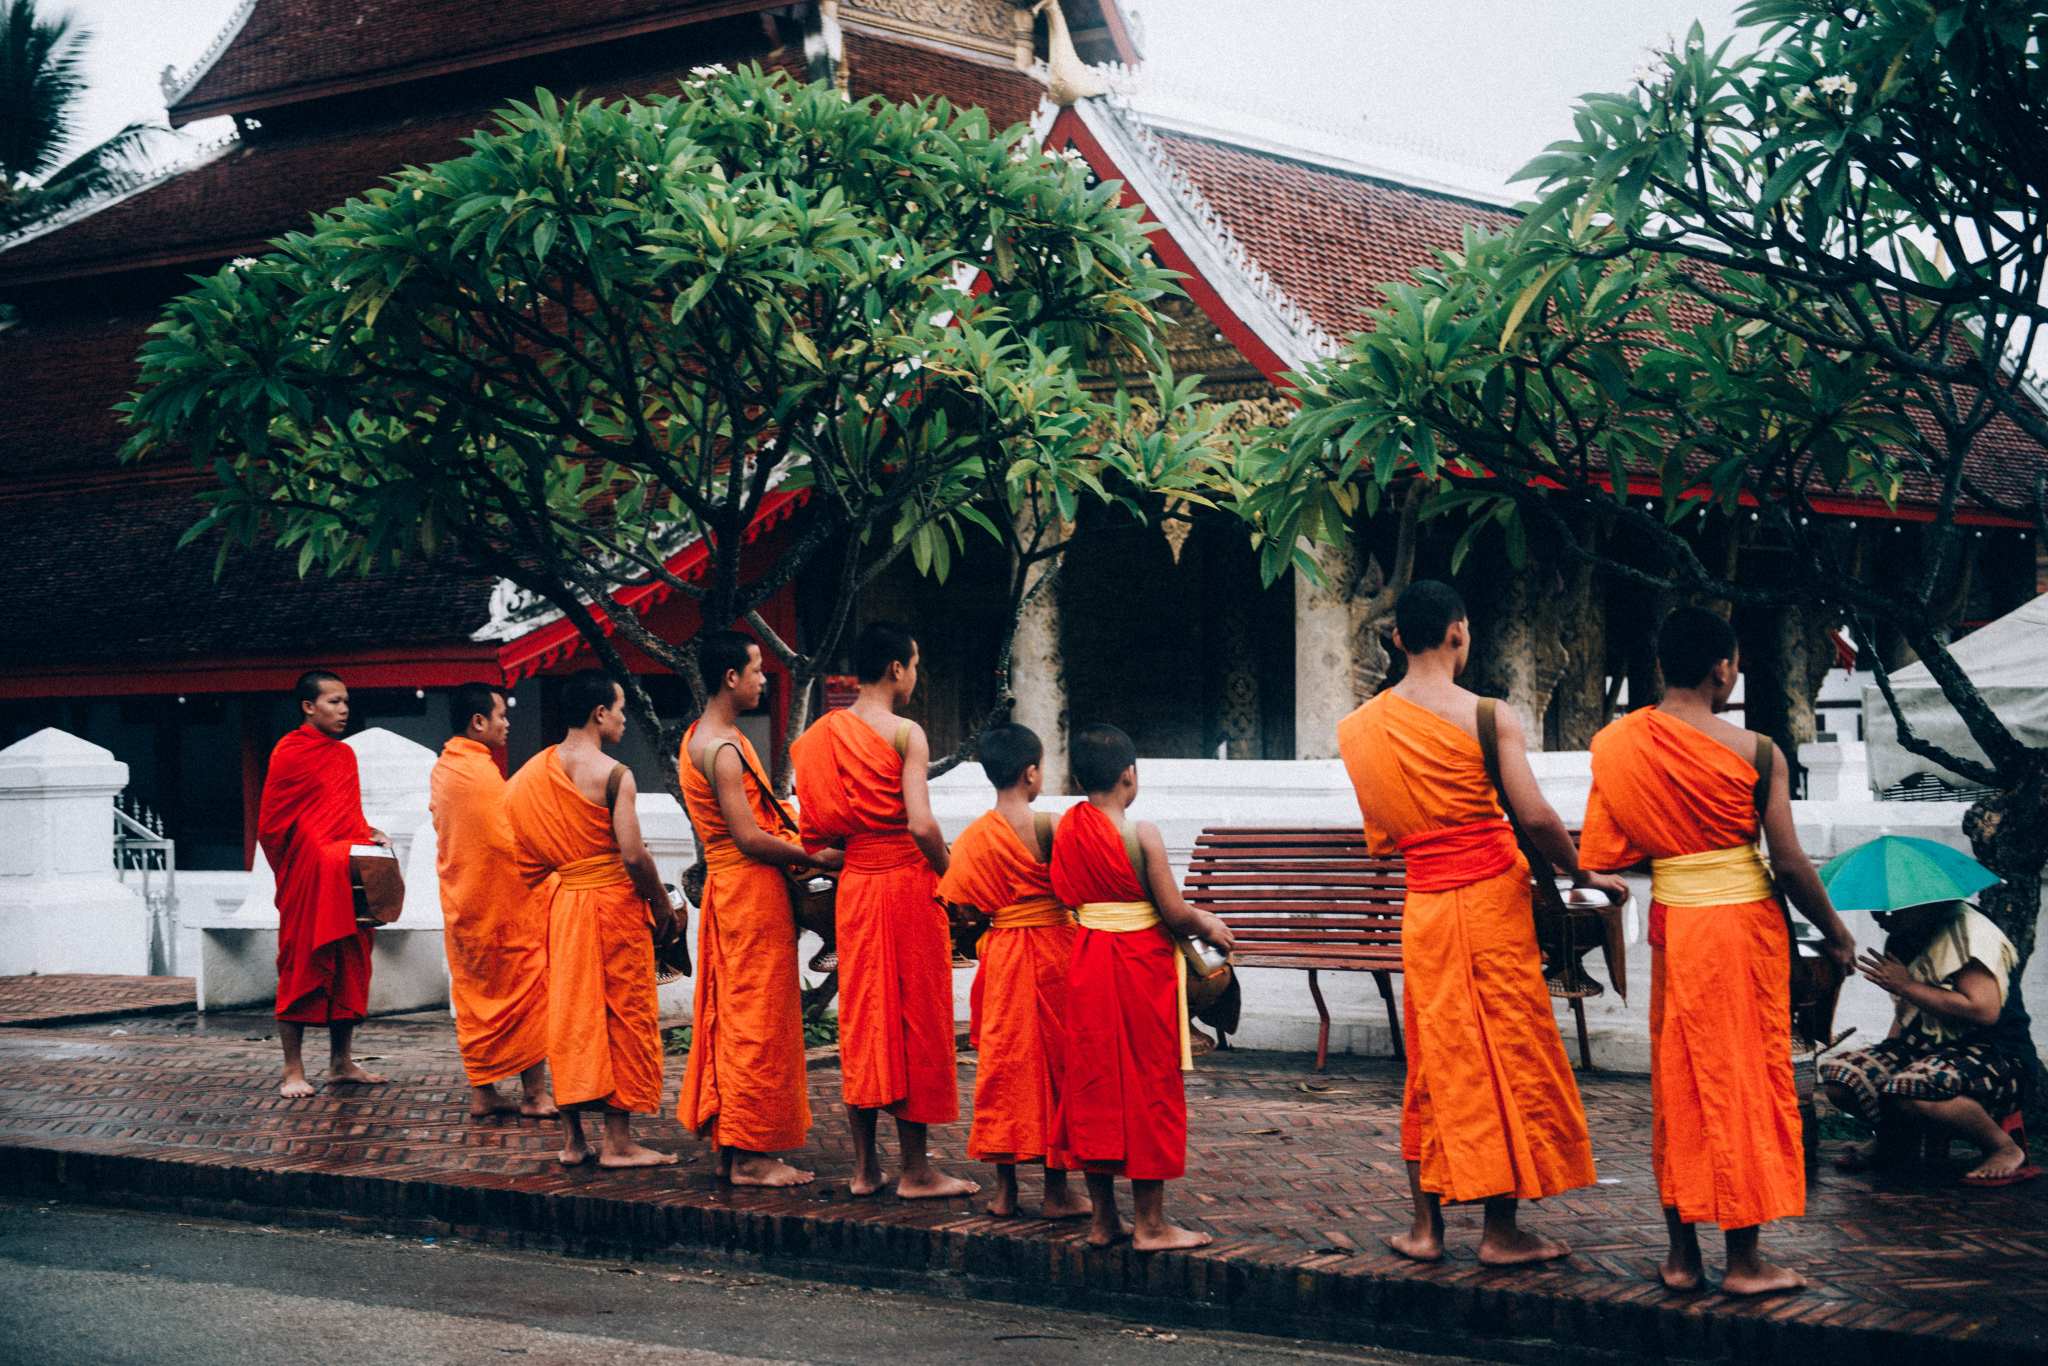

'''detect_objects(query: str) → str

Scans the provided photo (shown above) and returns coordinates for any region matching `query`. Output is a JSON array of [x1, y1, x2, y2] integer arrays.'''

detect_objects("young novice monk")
[[937, 722, 1091, 1220], [505, 668, 678, 1169], [679, 631, 841, 1187], [1339, 581, 1622, 1265], [1051, 723, 1234, 1250], [1583, 606, 1855, 1295], [790, 620, 976, 1200], [430, 681, 557, 1120]]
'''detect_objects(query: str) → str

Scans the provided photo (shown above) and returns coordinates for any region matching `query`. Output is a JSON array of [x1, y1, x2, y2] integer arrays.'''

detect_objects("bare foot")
[[729, 1155, 815, 1187], [897, 1169, 980, 1200], [279, 1075, 316, 1099], [1659, 1260, 1705, 1291], [1133, 1222, 1213, 1252], [469, 1088, 520, 1119], [1040, 1188, 1094, 1220], [1477, 1229, 1571, 1266], [984, 1191, 1019, 1217], [1964, 1142, 2029, 1181], [1722, 1261, 1809, 1296], [557, 1138, 593, 1166], [598, 1142, 680, 1169], [848, 1170, 886, 1197], [327, 1062, 387, 1085], [521, 1093, 560, 1119], [1387, 1230, 1443, 1263], [1085, 1218, 1134, 1248]]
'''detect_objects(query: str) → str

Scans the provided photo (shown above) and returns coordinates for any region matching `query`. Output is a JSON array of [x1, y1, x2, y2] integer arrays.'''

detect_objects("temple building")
[[2, 0, 2043, 871]]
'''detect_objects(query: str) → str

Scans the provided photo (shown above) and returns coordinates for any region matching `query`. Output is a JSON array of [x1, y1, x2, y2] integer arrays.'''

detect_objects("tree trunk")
[[1742, 603, 1840, 794], [1963, 752, 2048, 972], [1010, 509, 1070, 791], [1470, 557, 1572, 744], [1549, 511, 1606, 750]]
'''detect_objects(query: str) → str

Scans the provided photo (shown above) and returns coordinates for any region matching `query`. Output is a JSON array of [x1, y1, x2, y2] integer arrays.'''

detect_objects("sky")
[[52, 0, 1749, 193]]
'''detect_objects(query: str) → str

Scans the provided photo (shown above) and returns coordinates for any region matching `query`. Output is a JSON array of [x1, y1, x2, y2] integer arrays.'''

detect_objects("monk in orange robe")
[[790, 620, 976, 1199], [258, 669, 389, 1098], [1050, 723, 1235, 1251], [1338, 582, 1619, 1265], [1582, 605, 1853, 1295], [678, 631, 839, 1186], [505, 668, 678, 1168], [430, 681, 557, 1120], [936, 722, 1091, 1221]]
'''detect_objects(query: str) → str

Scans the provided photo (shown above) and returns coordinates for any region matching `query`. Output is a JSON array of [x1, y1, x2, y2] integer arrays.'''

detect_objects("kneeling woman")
[[1820, 899, 2037, 1186]]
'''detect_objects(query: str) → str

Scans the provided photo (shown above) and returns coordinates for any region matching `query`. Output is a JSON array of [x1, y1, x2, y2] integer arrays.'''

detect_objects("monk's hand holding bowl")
[[1195, 911, 1235, 955], [370, 828, 392, 847], [1570, 867, 1632, 904], [810, 847, 845, 874], [1857, 950, 1912, 994]]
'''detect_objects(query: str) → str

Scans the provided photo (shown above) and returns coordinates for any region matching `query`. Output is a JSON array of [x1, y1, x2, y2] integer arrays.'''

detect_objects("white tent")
[[1862, 594, 2048, 793]]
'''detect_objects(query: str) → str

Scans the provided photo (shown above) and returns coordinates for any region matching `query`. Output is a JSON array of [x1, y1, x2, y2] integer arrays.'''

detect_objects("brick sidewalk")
[[0, 974, 195, 1026], [1, 1016, 2042, 1365]]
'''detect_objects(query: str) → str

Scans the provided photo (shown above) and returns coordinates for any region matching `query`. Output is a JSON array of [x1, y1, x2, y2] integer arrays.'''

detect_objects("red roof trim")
[[1090, 0, 1142, 67], [495, 487, 808, 683], [169, 0, 786, 126], [1044, 106, 1296, 388], [0, 643, 503, 699]]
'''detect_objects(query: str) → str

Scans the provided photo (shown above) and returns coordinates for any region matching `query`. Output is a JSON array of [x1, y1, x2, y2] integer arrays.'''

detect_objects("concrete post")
[[0, 727, 150, 976]]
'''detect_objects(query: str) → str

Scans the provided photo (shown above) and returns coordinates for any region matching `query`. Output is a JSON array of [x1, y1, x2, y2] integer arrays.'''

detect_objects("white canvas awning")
[[1862, 594, 2048, 792]]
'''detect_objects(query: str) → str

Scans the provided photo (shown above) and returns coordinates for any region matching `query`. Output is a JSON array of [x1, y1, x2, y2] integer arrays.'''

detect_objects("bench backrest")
[[1184, 827, 1404, 956]]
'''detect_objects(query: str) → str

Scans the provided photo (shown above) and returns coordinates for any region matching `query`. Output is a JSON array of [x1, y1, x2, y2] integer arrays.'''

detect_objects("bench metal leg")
[[1373, 971, 1404, 1063], [1307, 968, 1330, 1073], [1571, 996, 1595, 1071]]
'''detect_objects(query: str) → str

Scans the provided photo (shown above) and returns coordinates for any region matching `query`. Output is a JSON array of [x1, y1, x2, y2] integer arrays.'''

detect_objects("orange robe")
[[1048, 802, 1185, 1181], [1339, 693, 1596, 1204], [258, 725, 375, 1025], [1582, 707, 1803, 1230], [790, 709, 957, 1123], [430, 737, 551, 1086], [940, 810, 1076, 1168], [675, 725, 812, 1153], [504, 747, 663, 1114]]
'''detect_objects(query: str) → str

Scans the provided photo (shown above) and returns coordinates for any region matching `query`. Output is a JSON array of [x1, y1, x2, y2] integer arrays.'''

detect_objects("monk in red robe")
[[937, 722, 1091, 1220], [430, 681, 557, 1120], [790, 620, 975, 1199], [1582, 605, 1853, 1295], [259, 669, 389, 1098], [1051, 723, 1234, 1251], [505, 669, 677, 1168], [1338, 582, 1621, 1265], [678, 631, 840, 1186]]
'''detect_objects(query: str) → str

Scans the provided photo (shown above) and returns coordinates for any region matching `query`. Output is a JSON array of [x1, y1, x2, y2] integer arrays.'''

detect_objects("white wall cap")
[[0, 726, 129, 793], [346, 727, 439, 809]]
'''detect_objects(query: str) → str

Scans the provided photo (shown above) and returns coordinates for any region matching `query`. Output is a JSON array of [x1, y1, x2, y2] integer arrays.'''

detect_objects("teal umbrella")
[[1817, 835, 2000, 912]]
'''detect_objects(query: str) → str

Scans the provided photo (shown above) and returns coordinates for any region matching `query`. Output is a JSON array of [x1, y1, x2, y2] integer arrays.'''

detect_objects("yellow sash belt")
[[1651, 843, 1775, 907], [556, 854, 633, 890], [1076, 900, 1194, 1072]]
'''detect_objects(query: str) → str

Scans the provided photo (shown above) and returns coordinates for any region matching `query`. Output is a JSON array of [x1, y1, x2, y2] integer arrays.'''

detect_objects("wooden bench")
[[1186, 825, 1609, 1073], [1184, 827, 1406, 1072]]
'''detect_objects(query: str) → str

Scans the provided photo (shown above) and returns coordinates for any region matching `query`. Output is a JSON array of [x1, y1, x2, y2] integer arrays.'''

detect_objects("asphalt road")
[[0, 1199, 1470, 1366]]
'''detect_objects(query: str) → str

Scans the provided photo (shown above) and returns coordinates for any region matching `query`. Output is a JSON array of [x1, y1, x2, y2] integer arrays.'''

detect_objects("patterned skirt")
[[1818, 1034, 2030, 1126]]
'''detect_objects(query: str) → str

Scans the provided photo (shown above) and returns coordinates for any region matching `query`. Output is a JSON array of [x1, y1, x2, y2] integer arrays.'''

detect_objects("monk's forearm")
[[1519, 809, 1582, 879], [1774, 858, 1852, 948], [621, 849, 669, 910], [732, 827, 809, 866], [909, 817, 948, 875]]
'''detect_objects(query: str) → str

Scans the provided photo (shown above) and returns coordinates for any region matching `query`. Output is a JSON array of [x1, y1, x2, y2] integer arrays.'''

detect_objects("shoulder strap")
[[1752, 733, 1773, 815], [1033, 810, 1054, 864], [604, 762, 628, 813], [1117, 819, 1147, 890], [1476, 698, 1504, 794], [696, 738, 726, 786], [702, 734, 798, 834], [892, 719, 912, 757]]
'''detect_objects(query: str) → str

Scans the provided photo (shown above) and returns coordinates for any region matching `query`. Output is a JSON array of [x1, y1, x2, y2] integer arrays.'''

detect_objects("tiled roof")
[[0, 313, 155, 484], [1149, 131, 1519, 346], [167, 0, 784, 123], [0, 477, 496, 671]]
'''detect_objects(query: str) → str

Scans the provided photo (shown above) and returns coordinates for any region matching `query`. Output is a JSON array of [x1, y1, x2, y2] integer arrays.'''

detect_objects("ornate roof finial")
[[1029, 0, 1132, 106]]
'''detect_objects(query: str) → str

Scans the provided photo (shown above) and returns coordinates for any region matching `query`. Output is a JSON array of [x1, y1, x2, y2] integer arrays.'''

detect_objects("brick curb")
[[3, 1133, 2036, 1366], [5, 998, 199, 1029]]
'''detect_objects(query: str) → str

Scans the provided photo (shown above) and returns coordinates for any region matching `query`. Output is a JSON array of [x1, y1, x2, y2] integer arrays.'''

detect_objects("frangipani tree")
[[120, 67, 1234, 793], [1242, 2, 2048, 961]]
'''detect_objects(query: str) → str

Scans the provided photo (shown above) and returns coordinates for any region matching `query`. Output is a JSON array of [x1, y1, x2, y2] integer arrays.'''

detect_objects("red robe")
[[1582, 708, 1803, 1230], [1048, 801, 1185, 1181], [939, 810, 1076, 1168], [790, 709, 957, 1123], [258, 725, 375, 1025]]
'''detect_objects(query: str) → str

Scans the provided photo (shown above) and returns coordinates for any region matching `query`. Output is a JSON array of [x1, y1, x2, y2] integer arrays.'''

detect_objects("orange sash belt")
[[1396, 819, 1519, 893], [555, 854, 632, 890], [843, 830, 926, 875], [988, 896, 1074, 931]]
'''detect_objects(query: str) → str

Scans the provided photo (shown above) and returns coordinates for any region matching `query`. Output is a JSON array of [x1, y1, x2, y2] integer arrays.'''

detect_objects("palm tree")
[[0, 0, 158, 235]]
